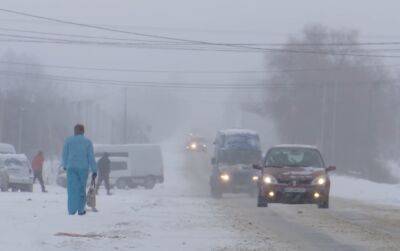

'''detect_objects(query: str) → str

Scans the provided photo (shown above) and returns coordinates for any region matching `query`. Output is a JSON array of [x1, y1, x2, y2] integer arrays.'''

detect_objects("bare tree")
[[253, 24, 397, 182]]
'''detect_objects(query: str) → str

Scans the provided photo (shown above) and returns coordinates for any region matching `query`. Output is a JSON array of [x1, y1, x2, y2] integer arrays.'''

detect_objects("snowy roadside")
[[0, 148, 277, 251], [331, 175, 400, 206]]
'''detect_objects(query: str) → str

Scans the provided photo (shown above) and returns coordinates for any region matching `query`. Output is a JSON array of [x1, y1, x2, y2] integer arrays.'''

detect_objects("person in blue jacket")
[[62, 124, 97, 215]]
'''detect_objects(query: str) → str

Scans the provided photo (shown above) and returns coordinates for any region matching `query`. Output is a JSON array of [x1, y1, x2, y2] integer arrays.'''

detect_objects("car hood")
[[264, 166, 326, 180], [219, 164, 254, 173]]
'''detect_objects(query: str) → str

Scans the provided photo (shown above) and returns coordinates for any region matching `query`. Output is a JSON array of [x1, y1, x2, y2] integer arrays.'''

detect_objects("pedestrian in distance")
[[32, 151, 47, 193], [62, 124, 97, 215], [96, 152, 112, 195]]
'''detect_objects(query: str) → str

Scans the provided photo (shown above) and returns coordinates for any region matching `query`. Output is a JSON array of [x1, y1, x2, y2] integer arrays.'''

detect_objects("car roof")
[[0, 153, 28, 161], [272, 144, 318, 149], [0, 143, 16, 153], [218, 129, 259, 136]]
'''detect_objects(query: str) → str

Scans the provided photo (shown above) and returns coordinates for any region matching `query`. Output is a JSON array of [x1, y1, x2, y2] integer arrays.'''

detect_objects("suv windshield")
[[265, 147, 324, 168], [224, 134, 260, 149]]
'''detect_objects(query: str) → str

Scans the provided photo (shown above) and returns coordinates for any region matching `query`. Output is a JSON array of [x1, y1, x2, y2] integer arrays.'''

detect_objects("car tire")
[[144, 176, 156, 190], [318, 199, 329, 209], [257, 194, 268, 207]]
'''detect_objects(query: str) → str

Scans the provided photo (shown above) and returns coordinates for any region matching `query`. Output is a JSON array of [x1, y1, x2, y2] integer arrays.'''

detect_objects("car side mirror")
[[211, 157, 216, 165], [253, 164, 262, 170], [326, 166, 336, 172]]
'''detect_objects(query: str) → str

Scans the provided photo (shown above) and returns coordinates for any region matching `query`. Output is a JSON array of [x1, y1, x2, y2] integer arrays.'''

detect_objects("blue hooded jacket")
[[62, 135, 97, 173]]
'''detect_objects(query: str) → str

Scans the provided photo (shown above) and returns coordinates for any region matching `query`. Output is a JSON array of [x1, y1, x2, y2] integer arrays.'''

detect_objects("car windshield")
[[4, 158, 26, 167], [265, 147, 324, 168], [224, 134, 260, 149]]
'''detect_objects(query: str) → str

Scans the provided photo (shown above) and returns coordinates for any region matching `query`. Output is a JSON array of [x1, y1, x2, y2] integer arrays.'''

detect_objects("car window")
[[110, 161, 128, 171], [224, 134, 260, 149], [5, 158, 26, 167], [265, 147, 324, 168]]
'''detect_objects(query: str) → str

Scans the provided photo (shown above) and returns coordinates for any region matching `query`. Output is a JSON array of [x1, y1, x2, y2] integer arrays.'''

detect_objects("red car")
[[254, 145, 336, 209]]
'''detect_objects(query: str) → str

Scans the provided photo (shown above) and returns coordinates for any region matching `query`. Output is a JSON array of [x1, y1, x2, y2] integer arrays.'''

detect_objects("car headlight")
[[190, 143, 197, 150], [252, 176, 259, 181], [220, 173, 230, 182], [263, 175, 277, 184], [312, 176, 327, 185]]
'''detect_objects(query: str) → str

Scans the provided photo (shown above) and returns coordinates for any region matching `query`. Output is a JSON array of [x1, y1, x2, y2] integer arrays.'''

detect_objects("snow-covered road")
[[2, 148, 400, 250]]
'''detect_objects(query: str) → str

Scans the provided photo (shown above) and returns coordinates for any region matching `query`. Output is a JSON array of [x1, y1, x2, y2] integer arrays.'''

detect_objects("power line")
[[0, 69, 395, 90], [4, 27, 400, 47], [0, 60, 399, 75], [2, 8, 400, 58]]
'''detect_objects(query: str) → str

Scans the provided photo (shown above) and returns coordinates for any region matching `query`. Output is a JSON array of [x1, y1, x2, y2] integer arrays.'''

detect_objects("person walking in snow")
[[32, 151, 47, 193], [96, 152, 112, 195], [62, 124, 97, 215]]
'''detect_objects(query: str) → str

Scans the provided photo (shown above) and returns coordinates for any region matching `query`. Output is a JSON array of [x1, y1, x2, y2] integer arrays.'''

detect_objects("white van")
[[94, 144, 164, 189], [0, 154, 33, 192], [0, 143, 16, 154]]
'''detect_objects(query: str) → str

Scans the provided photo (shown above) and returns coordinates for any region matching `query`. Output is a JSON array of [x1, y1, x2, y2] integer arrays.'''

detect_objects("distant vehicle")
[[57, 144, 164, 190], [254, 145, 336, 209], [95, 144, 164, 189], [0, 143, 16, 154], [209, 129, 262, 198], [185, 135, 208, 153], [0, 154, 33, 192]]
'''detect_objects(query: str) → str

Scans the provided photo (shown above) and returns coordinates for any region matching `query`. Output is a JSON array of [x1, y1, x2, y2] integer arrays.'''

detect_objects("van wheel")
[[210, 186, 222, 199], [116, 179, 129, 189], [0, 179, 8, 192], [22, 184, 33, 192], [144, 177, 156, 190]]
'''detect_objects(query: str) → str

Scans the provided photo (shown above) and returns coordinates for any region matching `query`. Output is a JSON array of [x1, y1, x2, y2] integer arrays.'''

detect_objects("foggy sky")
[[1, 0, 399, 143]]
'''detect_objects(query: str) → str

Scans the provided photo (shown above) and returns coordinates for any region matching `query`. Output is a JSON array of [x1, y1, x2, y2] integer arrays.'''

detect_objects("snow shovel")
[[86, 176, 97, 212]]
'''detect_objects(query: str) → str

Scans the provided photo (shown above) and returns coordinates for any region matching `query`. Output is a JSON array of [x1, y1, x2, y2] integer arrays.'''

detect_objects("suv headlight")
[[312, 176, 327, 185], [220, 173, 230, 182], [190, 143, 197, 150], [263, 175, 278, 184]]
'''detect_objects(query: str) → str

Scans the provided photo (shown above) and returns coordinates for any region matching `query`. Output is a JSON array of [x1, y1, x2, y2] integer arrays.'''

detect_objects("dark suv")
[[210, 129, 262, 198], [254, 145, 336, 208]]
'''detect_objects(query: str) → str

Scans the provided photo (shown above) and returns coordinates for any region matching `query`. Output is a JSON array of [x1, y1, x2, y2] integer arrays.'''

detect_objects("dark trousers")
[[33, 170, 46, 192], [96, 173, 110, 193]]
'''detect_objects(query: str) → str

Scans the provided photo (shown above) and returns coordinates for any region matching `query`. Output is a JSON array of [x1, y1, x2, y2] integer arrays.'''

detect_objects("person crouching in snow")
[[62, 124, 97, 215]]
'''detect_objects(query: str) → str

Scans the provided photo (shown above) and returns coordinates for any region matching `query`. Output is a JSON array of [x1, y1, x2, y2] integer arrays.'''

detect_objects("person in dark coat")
[[96, 152, 111, 195], [32, 151, 47, 192]]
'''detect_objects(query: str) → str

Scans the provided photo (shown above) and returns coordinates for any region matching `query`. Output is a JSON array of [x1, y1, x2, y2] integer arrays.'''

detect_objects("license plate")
[[284, 187, 306, 193]]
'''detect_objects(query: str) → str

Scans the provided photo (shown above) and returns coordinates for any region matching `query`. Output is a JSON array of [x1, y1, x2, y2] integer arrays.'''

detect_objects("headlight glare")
[[220, 173, 230, 182], [263, 175, 277, 184], [312, 176, 327, 185]]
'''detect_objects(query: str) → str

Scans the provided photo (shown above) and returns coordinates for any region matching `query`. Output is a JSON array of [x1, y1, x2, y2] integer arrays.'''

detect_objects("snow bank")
[[331, 175, 400, 206]]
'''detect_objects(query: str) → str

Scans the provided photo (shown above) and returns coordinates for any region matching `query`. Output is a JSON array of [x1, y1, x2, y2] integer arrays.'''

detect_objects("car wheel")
[[11, 186, 18, 192], [116, 178, 129, 189], [144, 177, 156, 190], [318, 199, 329, 209], [257, 194, 268, 207]]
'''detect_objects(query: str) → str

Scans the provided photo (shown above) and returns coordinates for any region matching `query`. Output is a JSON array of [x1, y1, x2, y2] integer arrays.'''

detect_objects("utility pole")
[[331, 82, 338, 163], [123, 87, 128, 143], [320, 83, 327, 149], [18, 107, 25, 153]]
